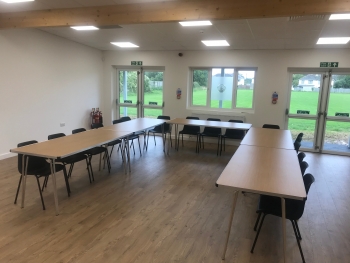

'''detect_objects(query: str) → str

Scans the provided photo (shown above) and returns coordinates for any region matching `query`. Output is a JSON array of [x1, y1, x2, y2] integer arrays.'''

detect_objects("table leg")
[[222, 190, 239, 260], [167, 125, 171, 155], [121, 139, 127, 174], [162, 123, 165, 153], [175, 124, 178, 151], [49, 159, 59, 215], [281, 197, 286, 263], [126, 137, 131, 173], [21, 155, 28, 208]]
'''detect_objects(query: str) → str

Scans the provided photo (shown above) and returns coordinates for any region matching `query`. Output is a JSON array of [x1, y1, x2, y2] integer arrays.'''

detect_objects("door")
[[117, 68, 165, 119], [286, 70, 350, 155], [118, 69, 140, 119]]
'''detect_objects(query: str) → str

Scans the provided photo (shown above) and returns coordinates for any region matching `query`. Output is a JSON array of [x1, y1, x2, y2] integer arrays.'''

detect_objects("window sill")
[[188, 107, 255, 115]]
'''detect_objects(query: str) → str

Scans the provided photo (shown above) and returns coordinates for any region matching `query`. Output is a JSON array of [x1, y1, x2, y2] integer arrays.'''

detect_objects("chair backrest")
[[262, 124, 280, 129], [182, 116, 200, 133], [72, 128, 86, 134], [297, 152, 306, 165], [295, 132, 304, 143], [294, 141, 301, 153], [17, 140, 48, 174], [286, 173, 315, 220], [300, 161, 309, 176], [91, 123, 103, 129], [153, 116, 171, 133], [120, 116, 131, 122], [48, 133, 66, 140], [203, 118, 221, 135], [112, 119, 122, 124], [224, 120, 245, 139]]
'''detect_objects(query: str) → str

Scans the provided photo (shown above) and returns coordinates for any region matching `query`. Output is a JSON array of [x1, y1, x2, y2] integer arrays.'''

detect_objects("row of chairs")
[[251, 126, 312, 263], [14, 127, 113, 210]]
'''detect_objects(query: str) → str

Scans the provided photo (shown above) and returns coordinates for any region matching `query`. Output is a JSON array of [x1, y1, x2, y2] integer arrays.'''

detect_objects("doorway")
[[116, 67, 165, 119], [286, 70, 350, 155]]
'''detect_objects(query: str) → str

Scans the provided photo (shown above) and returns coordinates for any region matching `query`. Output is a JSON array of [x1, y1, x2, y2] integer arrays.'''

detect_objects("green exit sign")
[[320, 62, 339, 67], [131, 61, 143, 66]]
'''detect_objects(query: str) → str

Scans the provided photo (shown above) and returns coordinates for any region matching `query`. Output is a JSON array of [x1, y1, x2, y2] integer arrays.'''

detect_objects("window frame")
[[189, 67, 257, 111]]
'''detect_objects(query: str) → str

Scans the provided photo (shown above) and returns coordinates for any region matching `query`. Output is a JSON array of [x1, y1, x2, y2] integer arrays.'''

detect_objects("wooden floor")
[[0, 138, 349, 263]]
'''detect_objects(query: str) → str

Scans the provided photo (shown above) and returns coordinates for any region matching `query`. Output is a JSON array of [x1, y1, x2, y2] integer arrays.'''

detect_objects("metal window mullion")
[[207, 69, 212, 109], [232, 69, 238, 109]]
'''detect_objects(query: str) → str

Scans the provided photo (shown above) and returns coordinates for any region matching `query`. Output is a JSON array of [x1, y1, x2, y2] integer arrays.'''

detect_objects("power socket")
[[60, 123, 65, 127]]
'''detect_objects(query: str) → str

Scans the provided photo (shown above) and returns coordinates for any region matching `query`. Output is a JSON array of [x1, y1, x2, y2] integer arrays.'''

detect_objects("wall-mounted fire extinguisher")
[[94, 108, 100, 124], [177, 88, 182, 99], [272, 92, 278, 104], [90, 108, 95, 125]]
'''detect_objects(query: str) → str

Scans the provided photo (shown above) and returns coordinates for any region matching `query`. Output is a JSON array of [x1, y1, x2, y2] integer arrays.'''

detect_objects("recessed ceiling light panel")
[[1, 0, 34, 3], [317, 37, 350, 44], [201, 40, 230, 47], [329, 14, 350, 20], [111, 42, 139, 48], [71, 26, 99, 31], [179, 21, 212, 26]]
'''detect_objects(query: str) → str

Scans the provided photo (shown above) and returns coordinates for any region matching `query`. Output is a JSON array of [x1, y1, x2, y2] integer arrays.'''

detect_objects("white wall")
[[102, 49, 350, 127], [0, 29, 103, 159]]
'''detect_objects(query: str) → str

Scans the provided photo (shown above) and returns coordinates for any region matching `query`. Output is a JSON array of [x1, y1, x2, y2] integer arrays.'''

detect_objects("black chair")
[[197, 118, 222, 156], [14, 140, 70, 210], [262, 124, 280, 129], [113, 117, 142, 156], [300, 161, 309, 176], [297, 152, 306, 165], [177, 116, 200, 148], [91, 123, 103, 129], [294, 141, 301, 153], [48, 133, 93, 183], [147, 116, 172, 149], [220, 120, 245, 155], [251, 173, 315, 263], [295, 132, 304, 143], [71, 128, 111, 178]]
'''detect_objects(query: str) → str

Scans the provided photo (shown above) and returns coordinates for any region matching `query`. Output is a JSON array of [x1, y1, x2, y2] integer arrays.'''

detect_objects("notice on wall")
[[124, 100, 132, 104], [149, 102, 158, 105]]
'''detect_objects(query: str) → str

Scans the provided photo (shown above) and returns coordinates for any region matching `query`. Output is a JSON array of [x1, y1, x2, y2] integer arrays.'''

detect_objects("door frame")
[[114, 66, 165, 120], [286, 68, 350, 156]]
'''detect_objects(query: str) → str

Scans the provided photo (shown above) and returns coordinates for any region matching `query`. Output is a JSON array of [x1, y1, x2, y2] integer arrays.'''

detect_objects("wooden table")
[[102, 118, 167, 154], [216, 144, 306, 262], [241, 127, 295, 149], [167, 118, 252, 152], [10, 129, 132, 215]]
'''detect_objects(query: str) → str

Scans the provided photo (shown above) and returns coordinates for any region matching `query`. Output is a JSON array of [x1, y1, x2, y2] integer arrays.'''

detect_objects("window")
[[190, 67, 256, 110]]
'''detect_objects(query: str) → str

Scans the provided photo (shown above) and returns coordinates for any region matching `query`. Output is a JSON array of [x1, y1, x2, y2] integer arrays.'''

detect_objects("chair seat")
[[179, 130, 198, 135], [107, 139, 122, 147], [58, 153, 86, 164], [200, 132, 221, 137], [30, 163, 65, 178], [84, 146, 106, 156]]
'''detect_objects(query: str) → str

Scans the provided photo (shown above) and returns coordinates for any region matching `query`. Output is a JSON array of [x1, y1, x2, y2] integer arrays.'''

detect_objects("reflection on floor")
[[302, 140, 350, 153]]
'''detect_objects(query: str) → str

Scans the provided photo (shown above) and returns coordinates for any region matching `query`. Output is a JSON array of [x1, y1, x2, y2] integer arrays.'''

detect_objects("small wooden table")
[[216, 145, 306, 262], [167, 118, 252, 152], [241, 127, 295, 149], [10, 129, 132, 215]]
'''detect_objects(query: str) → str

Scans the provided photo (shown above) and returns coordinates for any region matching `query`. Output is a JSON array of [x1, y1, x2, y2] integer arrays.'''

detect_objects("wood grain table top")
[[216, 145, 306, 200], [102, 118, 166, 132], [168, 118, 252, 130], [240, 127, 295, 149], [10, 129, 132, 159]]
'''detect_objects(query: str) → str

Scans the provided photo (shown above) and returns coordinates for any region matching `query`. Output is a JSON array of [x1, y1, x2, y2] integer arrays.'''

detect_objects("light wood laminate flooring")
[[0, 138, 349, 263]]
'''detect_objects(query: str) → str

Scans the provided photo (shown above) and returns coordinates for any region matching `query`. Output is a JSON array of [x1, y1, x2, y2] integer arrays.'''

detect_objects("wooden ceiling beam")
[[1, 0, 350, 29]]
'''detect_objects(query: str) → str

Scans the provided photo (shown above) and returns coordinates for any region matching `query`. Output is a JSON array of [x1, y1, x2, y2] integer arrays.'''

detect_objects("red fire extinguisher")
[[94, 108, 100, 124], [91, 108, 95, 124]]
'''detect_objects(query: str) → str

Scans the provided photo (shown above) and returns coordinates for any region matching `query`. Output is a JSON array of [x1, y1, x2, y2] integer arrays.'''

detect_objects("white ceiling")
[[2, 0, 350, 51]]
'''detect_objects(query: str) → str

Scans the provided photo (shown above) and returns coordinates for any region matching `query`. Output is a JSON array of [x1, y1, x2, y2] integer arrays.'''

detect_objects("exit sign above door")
[[131, 61, 143, 65], [320, 62, 339, 67]]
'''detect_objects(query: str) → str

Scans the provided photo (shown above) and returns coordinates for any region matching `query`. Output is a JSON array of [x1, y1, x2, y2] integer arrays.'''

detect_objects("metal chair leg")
[[14, 175, 22, 204], [62, 166, 71, 197], [36, 177, 46, 210], [251, 214, 266, 253], [294, 220, 302, 240], [254, 212, 262, 231], [292, 220, 306, 263], [137, 137, 142, 156]]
